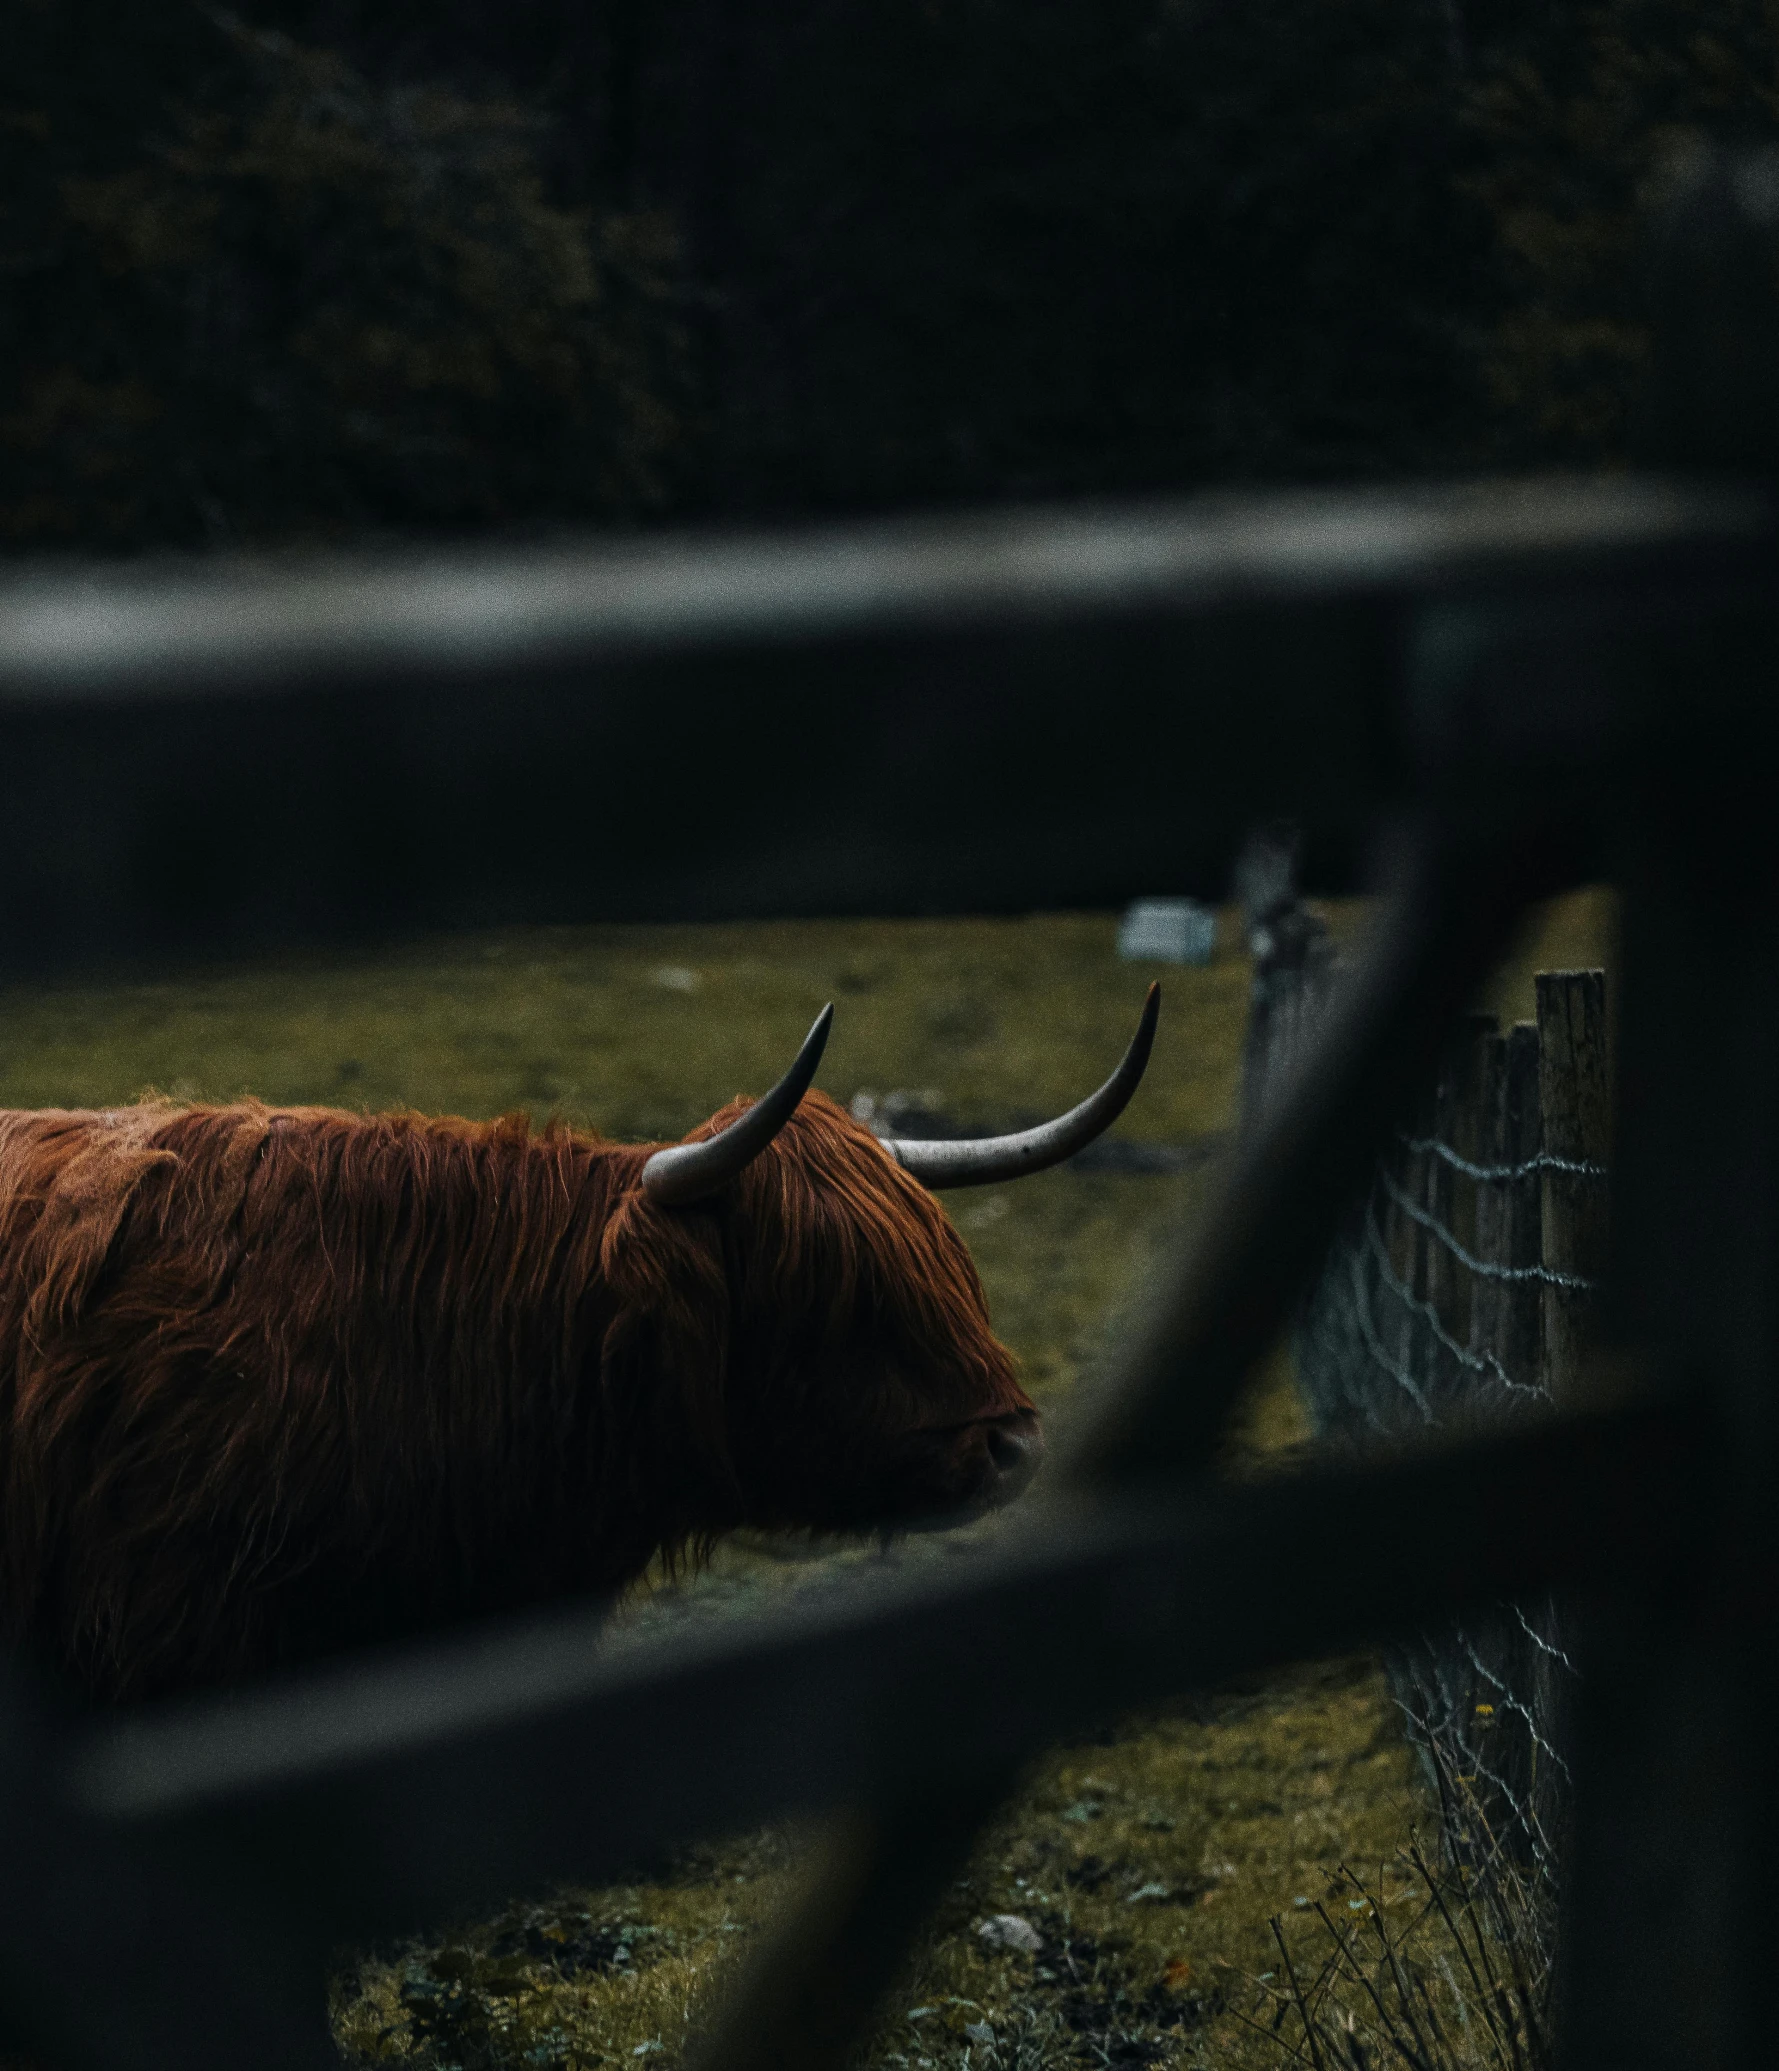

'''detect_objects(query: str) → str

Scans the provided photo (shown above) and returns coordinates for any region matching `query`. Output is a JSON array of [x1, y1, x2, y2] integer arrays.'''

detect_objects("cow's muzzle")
[[816, 1408, 1047, 1534], [979, 1409, 1045, 1504], [903, 1408, 1044, 1525]]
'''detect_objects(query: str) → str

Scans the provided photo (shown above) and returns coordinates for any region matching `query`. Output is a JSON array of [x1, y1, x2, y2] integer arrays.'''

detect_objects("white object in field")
[[976, 1913, 1043, 1953], [1117, 896, 1216, 965]]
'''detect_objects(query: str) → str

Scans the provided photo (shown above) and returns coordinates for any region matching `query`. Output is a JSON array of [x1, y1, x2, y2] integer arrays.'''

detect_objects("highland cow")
[[0, 989, 1157, 1704]]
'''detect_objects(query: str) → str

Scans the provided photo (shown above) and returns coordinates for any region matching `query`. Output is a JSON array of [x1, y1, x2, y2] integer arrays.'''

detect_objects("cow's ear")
[[595, 1192, 739, 1533]]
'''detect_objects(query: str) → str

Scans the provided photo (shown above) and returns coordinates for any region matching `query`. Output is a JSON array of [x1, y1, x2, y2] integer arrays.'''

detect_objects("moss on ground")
[[0, 891, 1610, 2068]]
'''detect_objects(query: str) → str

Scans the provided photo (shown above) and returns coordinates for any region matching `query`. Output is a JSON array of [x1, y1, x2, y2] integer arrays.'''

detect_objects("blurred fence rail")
[[0, 477, 1765, 974], [0, 144, 1776, 2071]]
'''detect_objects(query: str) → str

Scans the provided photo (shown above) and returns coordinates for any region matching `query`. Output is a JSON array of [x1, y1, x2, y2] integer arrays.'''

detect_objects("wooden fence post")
[[1501, 1022, 1546, 1397], [1419, 1066, 1457, 1387], [1387, 1091, 1434, 1418], [1469, 1029, 1509, 1371], [1537, 970, 1611, 1405], [1443, 1014, 1498, 1364]]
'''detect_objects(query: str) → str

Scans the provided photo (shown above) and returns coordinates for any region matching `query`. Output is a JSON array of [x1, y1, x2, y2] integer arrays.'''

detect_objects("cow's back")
[[0, 1101, 622, 1702]]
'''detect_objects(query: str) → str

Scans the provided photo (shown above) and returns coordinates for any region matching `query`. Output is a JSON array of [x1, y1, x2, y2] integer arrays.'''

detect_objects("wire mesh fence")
[[1241, 832, 1611, 1886]]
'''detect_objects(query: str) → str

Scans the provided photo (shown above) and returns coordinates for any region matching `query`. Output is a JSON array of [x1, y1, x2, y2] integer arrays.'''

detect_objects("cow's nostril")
[[987, 1425, 1026, 1470], [985, 1415, 1045, 1481]]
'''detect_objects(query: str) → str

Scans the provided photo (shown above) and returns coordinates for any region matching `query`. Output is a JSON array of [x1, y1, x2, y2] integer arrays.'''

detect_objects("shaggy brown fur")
[[0, 1090, 1034, 1704]]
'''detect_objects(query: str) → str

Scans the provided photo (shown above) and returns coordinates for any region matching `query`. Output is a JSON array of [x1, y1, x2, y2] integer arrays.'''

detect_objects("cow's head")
[[597, 988, 1157, 1546]]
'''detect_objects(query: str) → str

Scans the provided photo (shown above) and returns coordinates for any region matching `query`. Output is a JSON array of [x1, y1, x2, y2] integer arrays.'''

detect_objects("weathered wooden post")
[[1469, 1028, 1509, 1373], [1237, 853, 1339, 1137], [1419, 1012, 1556, 1872], [1536, 969, 1611, 1405], [1419, 1046, 1461, 1387], [1500, 1021, 1546, 1398], [1393, 1084, 1436, 1412], [1441, 1013, 1499, 1372]]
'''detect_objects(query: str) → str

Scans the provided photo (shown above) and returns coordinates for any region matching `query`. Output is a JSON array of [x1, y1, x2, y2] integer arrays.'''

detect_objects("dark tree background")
[[5, 0, 1776, 548]]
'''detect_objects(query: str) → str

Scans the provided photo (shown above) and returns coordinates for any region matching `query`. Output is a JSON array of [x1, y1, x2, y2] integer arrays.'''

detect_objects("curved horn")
[[641, 1005, 834, 1207], [885, 984, 1159, 1190]]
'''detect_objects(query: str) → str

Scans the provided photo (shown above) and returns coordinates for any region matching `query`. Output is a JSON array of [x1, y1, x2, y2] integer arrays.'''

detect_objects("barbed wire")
[[1398, 1135, 1607, 1185], [1361, 1200, 1550, 1401], [1342, 1240, 1436, 1426], [1512, 1602, 1577, 1674], [1373, 1164, 1598, 1290]]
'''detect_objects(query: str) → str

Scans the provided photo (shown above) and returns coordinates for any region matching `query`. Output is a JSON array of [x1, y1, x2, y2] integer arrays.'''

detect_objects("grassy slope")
[[0, 913, 1244, 1141], [0, 890, 1612, 2068]]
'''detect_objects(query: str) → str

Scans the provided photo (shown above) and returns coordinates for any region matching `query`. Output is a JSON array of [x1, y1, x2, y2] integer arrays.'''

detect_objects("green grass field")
[[0, 888, 1612, 2069]]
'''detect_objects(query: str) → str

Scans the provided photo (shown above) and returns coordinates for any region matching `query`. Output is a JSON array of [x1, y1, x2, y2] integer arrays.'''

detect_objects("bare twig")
[[1273, 1915, 1333, 2071]]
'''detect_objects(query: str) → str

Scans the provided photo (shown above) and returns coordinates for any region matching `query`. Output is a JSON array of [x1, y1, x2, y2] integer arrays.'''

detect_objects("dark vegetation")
[[9, 0, 1779, 548], [1237, 1774, 1554, 2070], [5, 5, 693, 543]]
